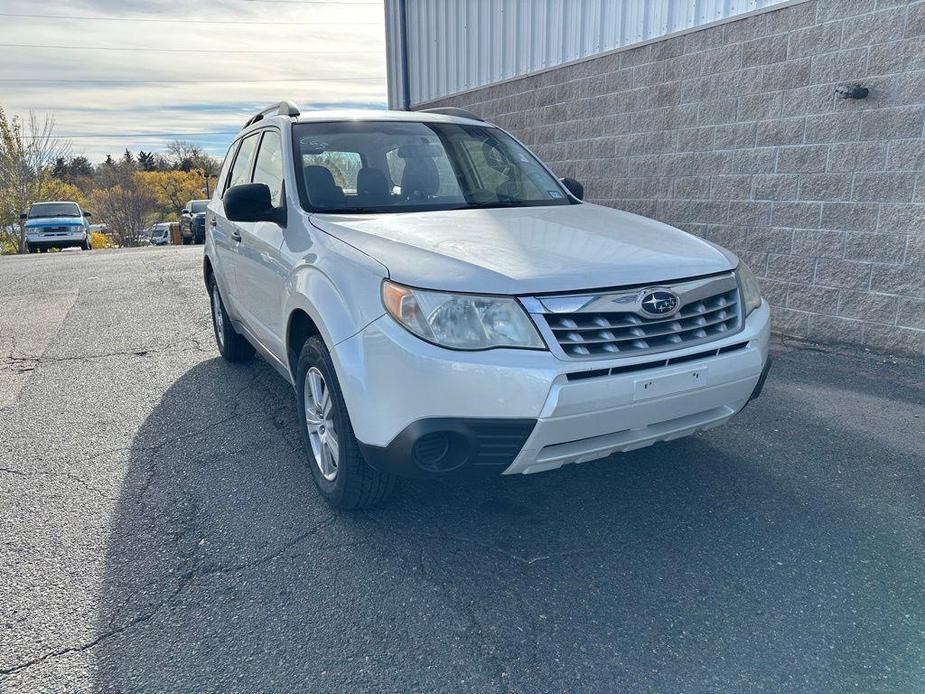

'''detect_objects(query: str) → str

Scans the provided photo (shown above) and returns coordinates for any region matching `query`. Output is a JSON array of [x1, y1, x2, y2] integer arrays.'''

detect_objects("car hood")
[[309, 203, 737, 295], [25, 216, 84, 228]]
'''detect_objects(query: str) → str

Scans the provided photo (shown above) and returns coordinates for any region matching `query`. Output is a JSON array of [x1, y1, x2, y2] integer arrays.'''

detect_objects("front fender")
[[280, 214, 388, 385]]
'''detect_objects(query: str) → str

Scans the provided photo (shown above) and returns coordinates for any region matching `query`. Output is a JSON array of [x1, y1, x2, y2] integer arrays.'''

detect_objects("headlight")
[[382, 280, 545, 350], [737, 262, 762, 316]]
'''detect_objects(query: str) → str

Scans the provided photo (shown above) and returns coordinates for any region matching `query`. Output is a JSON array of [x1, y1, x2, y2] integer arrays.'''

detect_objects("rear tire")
[[296, 336, 395, 509], [208, 276, 254, 362]]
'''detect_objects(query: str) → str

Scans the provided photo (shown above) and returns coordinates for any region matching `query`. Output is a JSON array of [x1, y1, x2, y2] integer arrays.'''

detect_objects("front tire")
[[296, 336, 395, 509], [208, 277, 254, 362]]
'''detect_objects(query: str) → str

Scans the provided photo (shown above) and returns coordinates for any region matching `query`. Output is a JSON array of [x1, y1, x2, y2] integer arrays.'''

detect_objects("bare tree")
[[91, 159, 158, 247], [0, 107, 71, 252]]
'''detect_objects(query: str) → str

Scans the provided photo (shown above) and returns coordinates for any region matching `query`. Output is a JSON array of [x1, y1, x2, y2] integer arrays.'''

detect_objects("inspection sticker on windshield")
[[548, 190, 564, 198], [634, 368, 708, 401]]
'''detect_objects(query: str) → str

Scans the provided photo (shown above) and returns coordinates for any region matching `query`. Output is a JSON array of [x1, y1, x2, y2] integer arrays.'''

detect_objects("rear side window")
[[215, 142, 238, 197], [227, 134, 260, 189], [252, 130, 284, 206]]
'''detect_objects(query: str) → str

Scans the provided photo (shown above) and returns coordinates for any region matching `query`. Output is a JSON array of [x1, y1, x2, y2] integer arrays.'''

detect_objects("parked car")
[[204, 103, 771, 509], [180, 200, 209, 244], [149, 222, 172, 246], [22, 201, 93, 252]]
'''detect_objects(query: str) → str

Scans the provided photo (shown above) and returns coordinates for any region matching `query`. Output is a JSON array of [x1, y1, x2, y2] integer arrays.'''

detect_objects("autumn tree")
[[0, 107, 71, 252], [139, 169, 206, 219]]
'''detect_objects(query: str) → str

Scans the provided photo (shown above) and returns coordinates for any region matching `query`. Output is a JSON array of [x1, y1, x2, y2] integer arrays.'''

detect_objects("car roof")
[[32, 200, 80, 205]]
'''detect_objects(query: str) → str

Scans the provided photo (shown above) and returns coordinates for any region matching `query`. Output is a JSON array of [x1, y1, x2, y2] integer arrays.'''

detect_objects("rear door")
[[212, 133, 259, 318], [233, 128, 288, 356]]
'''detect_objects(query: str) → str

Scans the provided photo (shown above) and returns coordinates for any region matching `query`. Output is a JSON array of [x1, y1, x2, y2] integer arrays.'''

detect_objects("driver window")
[[227, 134, 259, 189], [253, 130, 284, 206]]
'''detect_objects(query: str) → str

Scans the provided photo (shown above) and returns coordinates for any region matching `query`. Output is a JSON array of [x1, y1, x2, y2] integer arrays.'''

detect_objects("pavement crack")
[[0, 517, 333, 679]]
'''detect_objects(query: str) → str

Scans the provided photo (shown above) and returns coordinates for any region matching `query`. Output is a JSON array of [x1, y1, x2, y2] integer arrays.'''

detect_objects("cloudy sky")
[[1, 0, 387, 162]]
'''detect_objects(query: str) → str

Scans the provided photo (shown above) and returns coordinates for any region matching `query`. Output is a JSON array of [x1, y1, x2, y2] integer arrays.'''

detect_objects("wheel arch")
[[202, 254, 214, 288]]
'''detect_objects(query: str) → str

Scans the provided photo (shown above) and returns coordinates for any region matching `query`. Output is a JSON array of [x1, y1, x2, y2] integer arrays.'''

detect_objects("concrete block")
[[786, 283, 840, 314], [792, 228, 847, 258], [772, 307, 810, 337], [861, 323, 925, 354], [878, 204, 925, 233], [906, 0, 925, 37], [777, 145, 829, 173], [828, 142, 887, 172], [712, 174, 753, 200], [852, 172, 917, 202], [743, 34, 789, 66], [766, 253, 817, 282], [838, 290, 899, 323], [815, 258, 873, 289], [804, 112, 860, 143], [870, 264, 925, 295], [905, 234, 925, 265], [734, 148, 778, 173], [754, 174, 801, 200], [757, 118, 805, 146], [845, 232, 908, 263], [809, 48, 869, 83], [868, 37, 925, 73], [787, 21, 842, 58], [821, 202, 879, 231], [737, 92, 783, 122], [716, 123, 758, 149], [859, 106, 925, 141], [886, 140, 925, 170], [747, 226, 795, 253], [728, 200, 773, 226], [896, 297, 925, 329], [773, 201, 823, 227], [842, 7, 907, 48], [798, 174, 853, 201]]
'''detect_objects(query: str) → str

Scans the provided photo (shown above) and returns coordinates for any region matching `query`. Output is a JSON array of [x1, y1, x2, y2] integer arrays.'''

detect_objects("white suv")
[[204, 102, 771, 509]]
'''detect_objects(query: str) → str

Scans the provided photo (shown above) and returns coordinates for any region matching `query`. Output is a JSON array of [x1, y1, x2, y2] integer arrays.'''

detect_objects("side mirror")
[[560, 177, 584, 201], [19, 213, 27, 221], [223, 183, 286, 226], [83, 211, 92, 218]]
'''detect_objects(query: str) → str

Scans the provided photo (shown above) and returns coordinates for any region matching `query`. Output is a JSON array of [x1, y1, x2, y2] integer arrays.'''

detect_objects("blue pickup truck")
[[22, 201, 93, 253]]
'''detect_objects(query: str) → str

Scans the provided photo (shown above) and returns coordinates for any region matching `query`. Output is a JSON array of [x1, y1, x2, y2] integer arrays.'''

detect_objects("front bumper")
[[333, 301, 771, 478], [27, 230, 87, 247]]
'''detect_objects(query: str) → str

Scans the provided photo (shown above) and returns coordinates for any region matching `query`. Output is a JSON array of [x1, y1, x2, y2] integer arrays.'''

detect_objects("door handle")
[[231, 230, 242, 242]]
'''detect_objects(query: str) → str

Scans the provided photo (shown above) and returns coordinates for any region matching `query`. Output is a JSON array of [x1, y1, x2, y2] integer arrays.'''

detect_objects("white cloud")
[[0, 0, 388, 161]]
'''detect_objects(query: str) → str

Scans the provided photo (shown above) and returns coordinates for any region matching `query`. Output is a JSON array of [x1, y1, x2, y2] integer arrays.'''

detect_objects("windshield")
[[293, 121, 573, 214], [29, 202, 81, 218], [190, 201, 208, 213]]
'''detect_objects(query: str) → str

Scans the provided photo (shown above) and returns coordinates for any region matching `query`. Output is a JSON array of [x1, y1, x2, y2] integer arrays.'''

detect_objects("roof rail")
[[243, 100, 301, 129], [420, 107, 483, 122]]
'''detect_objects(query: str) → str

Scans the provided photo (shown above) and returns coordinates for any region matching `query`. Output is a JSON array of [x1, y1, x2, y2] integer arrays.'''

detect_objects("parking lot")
[[1, 246, 923, 692]]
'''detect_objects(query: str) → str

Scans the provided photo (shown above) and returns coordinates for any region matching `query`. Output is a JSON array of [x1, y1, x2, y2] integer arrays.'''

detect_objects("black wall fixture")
[[835, 84, 869, 99]]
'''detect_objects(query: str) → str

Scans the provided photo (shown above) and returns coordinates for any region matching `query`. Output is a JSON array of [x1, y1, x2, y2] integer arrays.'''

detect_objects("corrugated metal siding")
[[385, 0, 790, 108]]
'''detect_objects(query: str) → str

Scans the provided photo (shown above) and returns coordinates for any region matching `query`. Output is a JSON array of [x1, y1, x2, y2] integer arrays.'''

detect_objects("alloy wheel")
[[303, 367, 339, 481]]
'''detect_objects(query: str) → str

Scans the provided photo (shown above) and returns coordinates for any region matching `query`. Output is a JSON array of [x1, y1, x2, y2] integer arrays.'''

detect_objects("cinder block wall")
[[421, 0, 925, 356]]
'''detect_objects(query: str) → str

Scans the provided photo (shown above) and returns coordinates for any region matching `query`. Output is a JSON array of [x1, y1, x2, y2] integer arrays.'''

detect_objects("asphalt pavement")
[[1, 246, 923, 692]]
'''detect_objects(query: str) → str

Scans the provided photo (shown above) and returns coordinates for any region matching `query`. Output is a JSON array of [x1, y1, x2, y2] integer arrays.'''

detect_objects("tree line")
[[0, 105, 219, 254]]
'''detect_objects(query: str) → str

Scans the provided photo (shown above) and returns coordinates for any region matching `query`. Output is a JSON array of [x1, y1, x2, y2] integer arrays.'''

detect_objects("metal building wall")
[[385, 0, 791, 108]]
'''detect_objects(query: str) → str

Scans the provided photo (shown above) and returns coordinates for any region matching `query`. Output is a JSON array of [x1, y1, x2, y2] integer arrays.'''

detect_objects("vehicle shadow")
[[90, 351, 924, 692]]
